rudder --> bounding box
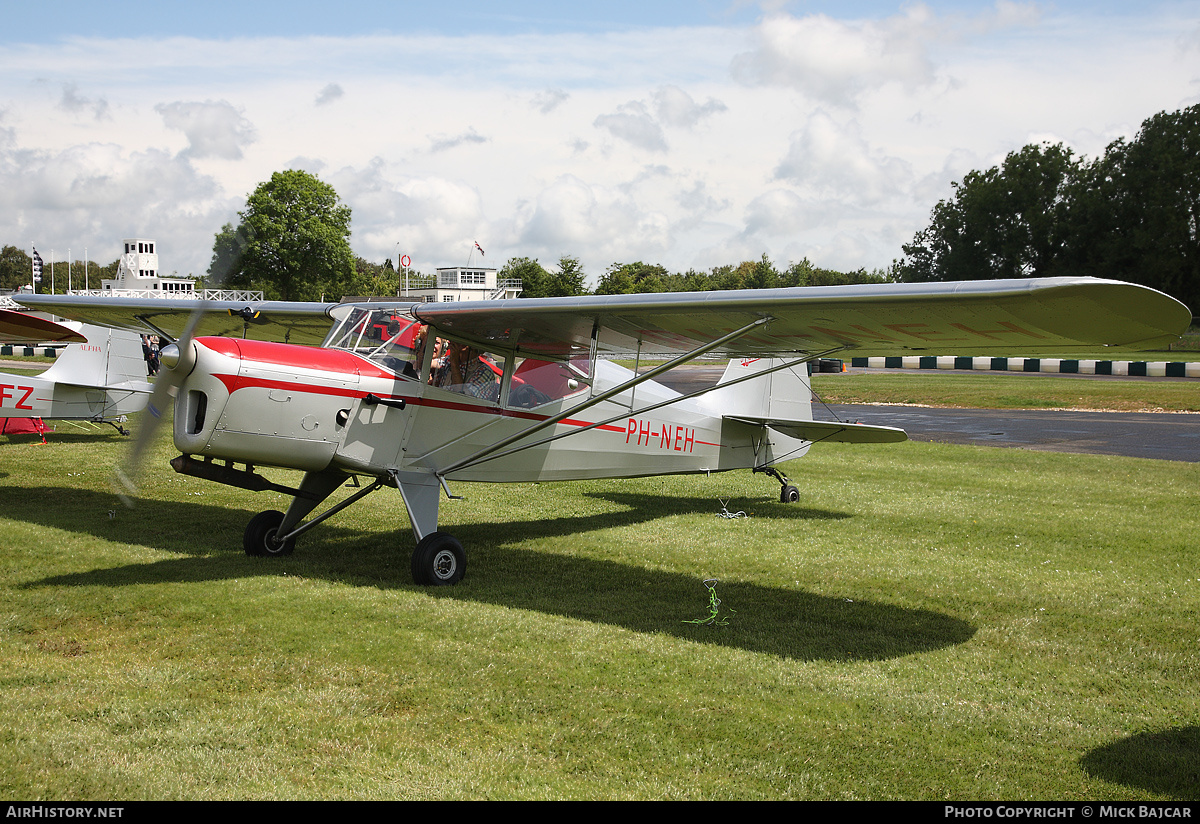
[697,357,814,421]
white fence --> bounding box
[66,289,265,301]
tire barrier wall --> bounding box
[850,356,1200,378]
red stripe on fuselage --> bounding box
[209,371,629,434]
[198,337,398,381]
[201,339,647,437]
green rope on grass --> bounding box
[683,578,735,626]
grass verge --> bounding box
[812,372,1200,412]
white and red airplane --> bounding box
[16,277,1191,585]
[0,309,151,433]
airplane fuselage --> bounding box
[172,336,808,484]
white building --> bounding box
[72,237,261,301]
[394,267,522,303]
[98,238,196,295]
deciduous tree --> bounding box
[216,170,354,301]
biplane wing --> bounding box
[15,276,1190,359]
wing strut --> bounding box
[435,316,773,476]
[444,347,847,473]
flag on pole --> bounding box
[474,241,485,257]
[31,247,43,283]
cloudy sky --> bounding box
[2,1,1198,287]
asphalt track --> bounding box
[815,404,1200,463]
[655,365,1200,464]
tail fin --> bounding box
[697,357,813,420]
[39,324,151,391]
[706,357,907,446]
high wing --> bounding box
[15,277,1191,358]
[410,277,1190,359]
[13,295,337,346]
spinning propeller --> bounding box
[115,304,208,506]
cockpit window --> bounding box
[324,306,423,378]
[507,355,591,409]
[428,339,504,402]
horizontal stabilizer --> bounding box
[726,415,908,444]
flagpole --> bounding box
[30,246,42,294]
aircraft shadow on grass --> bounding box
[10,485,975,662]
[1080,726,1200,800]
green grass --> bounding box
[0,421,1197,799]
[812,372,1200,412]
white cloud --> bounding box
[731,7,942,105]
[57,83,109,121]
[742,189,817,237]
[155,100,257,160]
[428,128,489,153]
[514,174,671,264]
[652,85,727,128]
[324,159,488,264]
[772,111,913,204]
[0,138,234,275]
[594,101,668,152]
[315,83,344,106]
[532,88,569,113]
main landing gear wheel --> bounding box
[411,532,466,586]
[780,484,800,504]
[244,509,296,557]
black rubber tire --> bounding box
[780,484,800,504]
[411,532,466,586]
[244,510,295,557]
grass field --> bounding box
[1,400,1197,799]
[810,372,1200,412]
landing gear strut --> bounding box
[755,466,800,503]
[234,468,467,587]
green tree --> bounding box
[343,256,399,298]
[505,255,588,298]
[896,143,1080,282]
[501,256,551,298]
[596,261,670,294]
[740,254,781,289]
[547,255,588,297]
[218,170,354,301]
[1066,106,1200,310]
[0,246,33,291]
[206,222,251,286]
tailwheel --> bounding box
[755,465,800,504]
[244,509,296,557]
[412,532,466,586]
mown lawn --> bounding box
[0,421,1196,799]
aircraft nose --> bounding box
[160,342,181,369]
[159,340,198,376]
